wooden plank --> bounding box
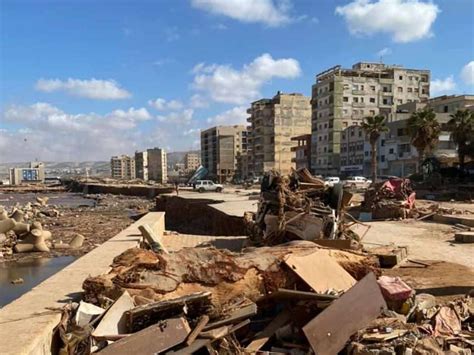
[185,315,209,346]
[202,303,257,331]
[97,317,190,355]
[303,272,387,355]
[245,310,291,352]
[126,292,211,333]
[312,239,353,250]
[285,250,356,293]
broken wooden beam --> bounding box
[185,315,209,346]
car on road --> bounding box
[324,176,340,187]
[194,180,224,193]
[343,176,372,190]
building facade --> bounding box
[339,95,470,177]
[291,134,312,170]
[147,148,167,184]
[9,162,45,185]
[134,151,149,181]
[247,92,311,176]
[200,125,247,182]
[184,152,201,172]
[311,62,430,175]
[110,155,135,180]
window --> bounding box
[319,136,322,141]
[343,109,348,115]
[383,98,389,105]
[444,105,448,113]
[408,87,413,93]
[381,155,385,162]
[360,97,364,103]
[342,133,346,139]
[398,87,403,93]
[397,128,404,136]
[351,130,355,137]
[370,86,376,91]
[323,147,327,153]
[360,85,364,91]
[408,76,413,80]
[399,75,403,80]
[324,123,328,128]
[358,130,362,137]
[370,97,375,103]
[381,139,385,147]
[353,97,359,103]
[398,99,403,104]
[353,84,358,90]
[343,121,348,128]
[343,97,349,102]
[414,88,419,93]
[389,148,394,154]
[365,151,369,157]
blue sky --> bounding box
[1,0,473,162]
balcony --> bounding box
[352,90,365,95]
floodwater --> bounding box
[0,192,95,208]
[0,256,77,307]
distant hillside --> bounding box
[0,161,110,178]
[167,150,200,167]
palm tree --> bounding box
[447,109,474,170]
[406,108,441,172]
[361,115,389,182]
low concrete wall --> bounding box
[0,212,165,355]
[67,181,174,198]
[433,214,474,227]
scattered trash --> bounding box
[11,277,24,284]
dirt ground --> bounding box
[1,194,154,262]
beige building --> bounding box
[201,125,248,182]
[339,94,471,177]
[147,148,167,184]
[291,134,312,170]
[247,92,311,176]
[134,151,148,181]
[311,62,430,175]
[184,152,201,172]
[9,162,45,185]
[110,155,135,180]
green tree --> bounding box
[406,108,441,172]
[447,109,474,170]
[361,115,389,182]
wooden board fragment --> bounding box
[303,272,387,355]
[285,250,356,293]
[202,303,257,331]
[245,310,291,352]
[185,315,209,346]
[97,317,190,355]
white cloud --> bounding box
[191,0,293,27]
[35,78,131,100]
[1,103,151,161]
[206,106,248,125]
[192,53,301,104]
[335,0,439,43]
[189,94,209,108]
[157,109,194,125]
[461,61,474,86]
[431,76,456,96]
[164,27,180,42]
[148,98,184,111]
[376,47,392,57]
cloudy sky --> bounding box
[1,0,473,162]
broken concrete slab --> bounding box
[454,231,474,243]
[138,223,169,253]
[303,272,387,355]
[97,317,191,354]
[93,291,135,339]
[369,245,408,268]
[285,249,356,293]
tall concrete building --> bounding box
[247,92,311,176]
[147,148,167,184]
[134,151,149,181]
[200,125,247,182]
[311,62,430,175]
[110,155,135,180]
[291,134,312,170]
[184,152,201,172]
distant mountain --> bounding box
[0,161,110,178]
[167,150,200,167]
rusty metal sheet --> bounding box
[302,272,387,355]
[97,317,190,355]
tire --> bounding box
[198,187,205,193]
[216,187,222,193]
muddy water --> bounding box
[0,256,77,307]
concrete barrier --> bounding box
[0,212,165,355]
[433,214,474,227]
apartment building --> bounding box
[291,134,312,170]
[184,152,201,172]
[339,95,470,177]
[247,92,311,176]
[135,151,148,181]
[147,148,167,184]
[311,62,430,175]
[200,125,247,182]
[110,155,136,180]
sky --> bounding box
[0,0,473,163]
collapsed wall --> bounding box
[155,195,246,236]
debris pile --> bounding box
[362,178,416,220]
[55,239,473,354]
[244,169,358,247]
[0,196,84,257]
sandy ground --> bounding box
[354,220,474,268]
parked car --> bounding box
[324,176,340,187]
[343,176,372,190]
[194,180,224,193]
